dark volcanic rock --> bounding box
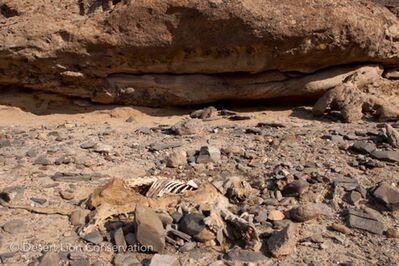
[352,141,377,154]
[179,213,206,236]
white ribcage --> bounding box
[146,179,198,198]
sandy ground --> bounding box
[0,88,398,266]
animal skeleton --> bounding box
[0,175,261,251]
[84,176,260,250]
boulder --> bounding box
[267,224,299,257]
[372,182,399,211]
[0,0,398,106]
[135,205,166,253]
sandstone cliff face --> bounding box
[1,0,399,106]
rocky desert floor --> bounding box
[0,88,398,266]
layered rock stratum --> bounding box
[1,0,399,106]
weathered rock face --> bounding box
[1,0,399,106]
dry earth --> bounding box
[0,88,398,266]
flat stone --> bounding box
[51,172,94,182]
[179,213,205,236]
[135,205,166,253]
[346,208,386,234]
[282,180,309,197]
[149,141,183,152]
[3,219,26,234]
[372,182,399,211]
[38,252,60,266]
[30,197,47,205]
[80,141,96,149]
[33,155,51,165]
[257,121,286,128]
[371,150,399,162]
[225,248,267,262]
[113,228,127,252]
[229,114,253,121]
[267,224,299,257]
[149,254,178,266]
[268,210,285,221]
[196,146,221,164]
[113,254,140,266]
[70,209,90,226]
[82,230,103,245]
[290,205,321,222]
[333,177,359,191]
[352,141,376,154]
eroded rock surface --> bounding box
[1,1,399,106]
